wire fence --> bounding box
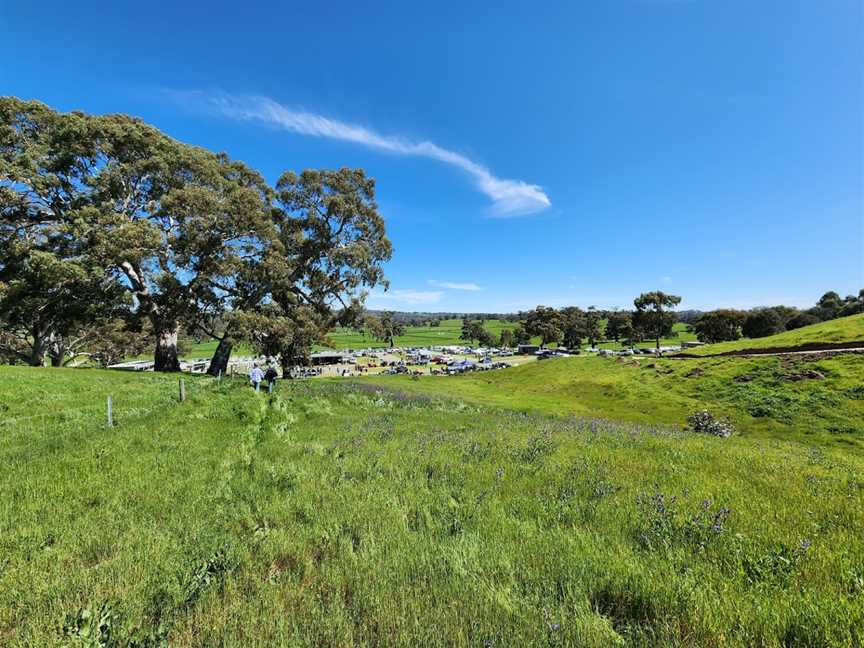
[0,375,225,449]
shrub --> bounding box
[693,309,745,343]
[686,411,734,438]
[742,309,783,338]
[785,312,820,330]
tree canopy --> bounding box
[633,291,681,351]
[366,311,404,348]
[0,98,391,372]
[742,309,784,339]
[522,306,563,348]
[693,310,745,343]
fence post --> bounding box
[179,378,186,402]
[107,395,113,428]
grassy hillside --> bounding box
[358,354,864,449]
[685,314,864,356]
[1,366,862,646]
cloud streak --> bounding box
[428,280,482,291]
[180,92,551,217]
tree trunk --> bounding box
[207,338,233,377]
[280,354,292,379]
[28,344,46,367]
[29,326,47,367]
[154,327,181,372]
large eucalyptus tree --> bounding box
[0,98,119,365]
[204,167,392,376]
[0,97,272,370]
[2,99,391,373]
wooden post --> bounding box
[179,378,186,402]
[217,369,222,383]
[107,395,113,428]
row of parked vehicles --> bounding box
[596,346,681,357]
[379,358,513,376]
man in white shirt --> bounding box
[249,364,265,391]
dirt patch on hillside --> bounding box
[782,370,825,382]
[673,340,864,359]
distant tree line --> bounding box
[499,292,682,351]
[473,289,863,350]
[0,98,392,372]
[691,290,864,343]
[440,292,683,351]
[363,311,521,327]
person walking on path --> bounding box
[250,363,265,392]
[264,364,279,393]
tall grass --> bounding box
[359,353,864,449]
[0,368,862,646]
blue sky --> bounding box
[2,0,862,312]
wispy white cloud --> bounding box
[366,289,444,307]
[172,91,551,217]
[428,280,482,291]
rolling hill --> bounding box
[683,314,864,356]
[357,352,864,449]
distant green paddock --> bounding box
[318,318,519,350]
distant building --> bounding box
[517,344,540,355]
[310,351,353,365]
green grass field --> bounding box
[685,314,864,356]
[319,318,519,349]
[358,353,864,450]
[1,365,863,646]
